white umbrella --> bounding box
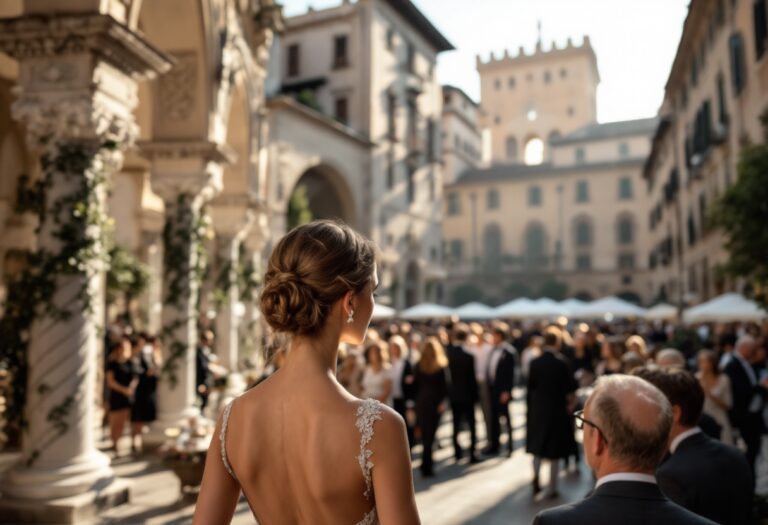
[371,303,396,320]
[557,298,588,317]
[523,298,564,319]
[453,302,496,320]
[644,303,678,321]
[683,293,767,324]
[494,298,535,318]
[577,296,647,319]
[399,303,454,321]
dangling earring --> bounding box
[347,309,355,324]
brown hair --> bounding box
[260,220,376,335]
[633,367,705,427]
[418,337,448,374]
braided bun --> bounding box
[260,220,376,335]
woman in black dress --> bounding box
[130,335,162,453]
[413,336,449,477]
[107,338,138,456]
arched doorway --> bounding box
[287,164,356,229]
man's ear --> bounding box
[671,405,682,425]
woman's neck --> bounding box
[283,327,341,377]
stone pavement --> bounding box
[95,392,595,525]
[0,392,596,524]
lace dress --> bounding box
[220,398,383,525]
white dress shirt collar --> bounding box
[670,427,701,454]
[595,472,657,489]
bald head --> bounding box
[589,375,672,472]
[655,348,686,369]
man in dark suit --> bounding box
[724,335,766,475]
[633,367,753,525]
[445,323,479,463]
[526,326,576,497]
[533,375,716,525]
[389,335,416,447]
[485,322,517,456]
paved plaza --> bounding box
[96,394,595,524]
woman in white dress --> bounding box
[193,220,419,525]
[696,349,734,444]
[362,341,393,406]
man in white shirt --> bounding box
[533,375,716,525]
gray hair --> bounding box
[736,335,756,354]
[655,348,685,369]
[590,375,672,471]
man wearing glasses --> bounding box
[533,375,716,525]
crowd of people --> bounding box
[256,313,766,522]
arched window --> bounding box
[505,136,518,161]
[483,223,503,271]
[574,217,593,247]
[524,137,544,165]
[617,214,635,244]
[524,223,547,266]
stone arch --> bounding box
[523,135,544,165]
[523,221,548,266]
[287,163,357,228]
[483,222,503,271]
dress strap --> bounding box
[220,400,237,480]
[355,398,383,500]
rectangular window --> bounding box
[447,192,461,216]
[450,239,463,263]
[334,96,349,124]
[576,180,589,203]
[528,186,542,207]
[386,152,395,190]
[287,44,300,77]
[487,189,500,210]
[575,147,586,163]
[406,41,416,73]
[755,0,768,60]
[386,28,395,51]
[407,165,416,204]
[618,253,636,270]
[717,73,729,125]
[427,118,436,163]
[333,35,349,69]
[618,142,630,158]
[576,254,592,271]
[508,77,516,89]
[387,92,397,140]
[619,177,633,200]
[729,32,747,95]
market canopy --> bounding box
[399,303,454,320]
[644,303,678,321]
[371,303,396,320]
[576,296,647,319]
[494,298,536,319]
[683,293,767,324]
[557,298,588,317]
[453,302,496,320]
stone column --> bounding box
[0,12,170,509]
[140,141,228,443]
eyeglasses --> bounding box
[573,409,609,445]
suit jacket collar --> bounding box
[593,480,666,501]
[672,429,709,454]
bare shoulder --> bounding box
[365,401,406,444]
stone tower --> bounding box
[477,36,600,165]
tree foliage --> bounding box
[710,112,768,308]
[287,184,313,230]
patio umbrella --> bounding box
[683,293,767,324]
[494,298,536,319]
[453,302,496,320]
[643,303,678,321]
[371,303,396,320]
[577,296,647,319]
[399,303,454,321]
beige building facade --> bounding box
[441,85,483,184]
[477,36,599,165]
[644,0,768,307]
[0,0,281,519]
[268,0,453,308]
[443,118,657,306]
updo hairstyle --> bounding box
[260,220,376,335]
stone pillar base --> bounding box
[0,478,131,524]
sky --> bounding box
[280,0,691,123]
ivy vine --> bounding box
[0,138,115,463]
[160,193,212,388]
